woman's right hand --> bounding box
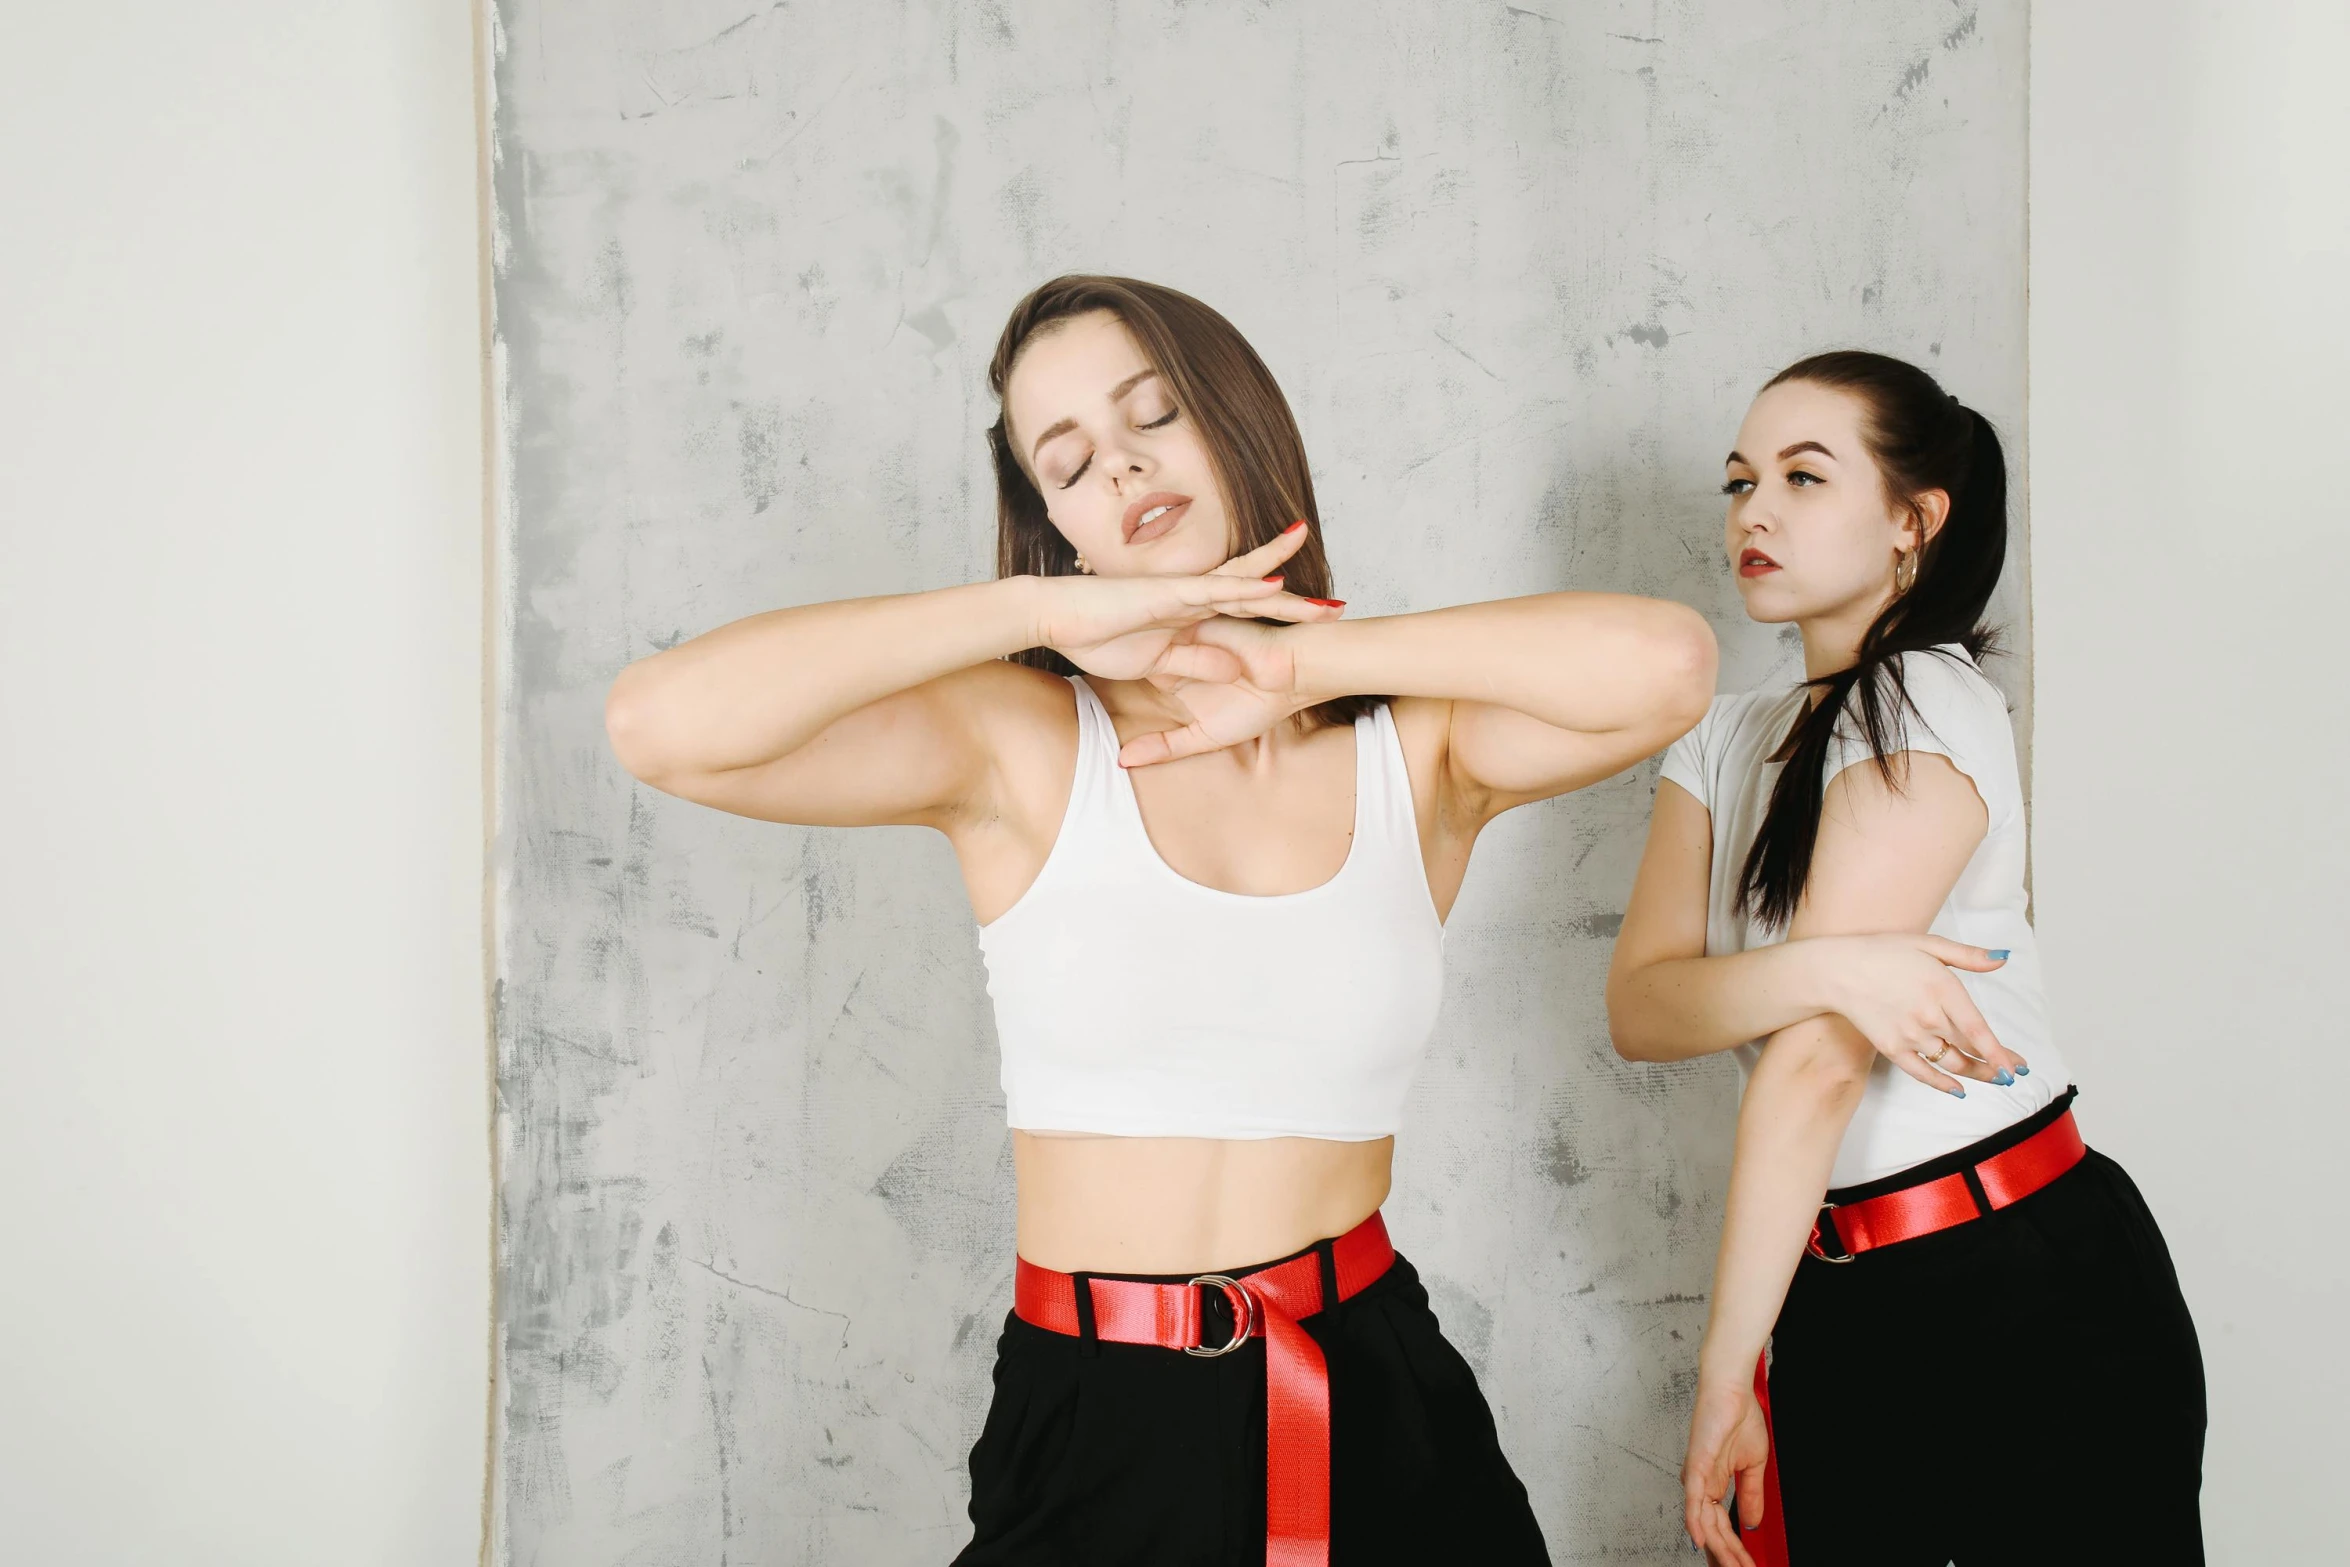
[1812,934,2027,1093]
[1033,523,1340,682]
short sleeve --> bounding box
[1658,697,1725,809]
[1823,650,2019,829]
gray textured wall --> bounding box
[487,3,2027,1562]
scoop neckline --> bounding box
[1105,690,1367,905]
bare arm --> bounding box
[1607,780,1851,1061]
[1129,592,1718,815]
[1606,780,2017,1080]
[1296,593,1718,815]
[604,531,1331,829]
[606,579,1048,828]
[1678,750,1988,1561]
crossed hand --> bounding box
[1036,523,1343,768]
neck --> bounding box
[1095,676,1301,764]
[1795,591,1892,682]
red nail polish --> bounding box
[1263,574,1285,583]
[1305,597,1344,608]
[1284,520,1309,534]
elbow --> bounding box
[1608,1023,1661,1064]
[603,663,673,788]
[1655,605,1719,732]
[1601,976,1662,1062]
[1776,1034,1873,1112]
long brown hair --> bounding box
[985,274,1378,730]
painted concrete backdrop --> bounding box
[488,2,2028,1562]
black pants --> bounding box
[953,1249,1550,1566]
[1769,1091,2207,1564]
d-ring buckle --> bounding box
[1806,1202,1855,1264]
[1183,1274,1256,1357]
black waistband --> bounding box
[1824,1085,2081,1205]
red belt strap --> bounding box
[1013,1212,1397,1567]
[1808,1108,2087,1261]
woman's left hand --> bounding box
[1682,1373,1772,1565]
[1114,614,1315,767]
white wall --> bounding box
[2030,4,2349,1560]
[0,4,489,1563]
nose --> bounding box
[1098,435,1153,489]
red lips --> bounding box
[1738,548,1780,578]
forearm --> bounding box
[607,576,1042,781]
[1608,939,1846,1063]
[1286,593,1714,734]
[1695,1017,1872,1387]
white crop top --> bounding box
[978,676,1446,1140]
[1659,646,2070,1188]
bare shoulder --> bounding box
[1386,693,1452,758]
[943,659,1078,756]
[934,657,1075,720]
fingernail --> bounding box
[1284,520,1308,534]
[1949,1084,1966,1098]
[1262,574,1284,584]
[1994,1068,2015,1087]
[2014,1063,2031,1076]
[1305,597,1345,608]
[1987,949,2011,961]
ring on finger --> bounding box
[1918,1039,1953,1066]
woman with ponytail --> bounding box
[1607,353,2204,1564]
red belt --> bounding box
[1012,1212,1396,1567]
[1808,1106,2087,1262]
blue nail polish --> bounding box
[2014,1064,2031,1076]
[1994,1068,2015,1087]
[1987,949,2010,960]
[1951,1085,1966,1098]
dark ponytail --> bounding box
[1736,351,2009,929]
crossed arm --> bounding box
[1607,766,2022,1093]
[605,530,1720,842]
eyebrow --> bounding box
[1723,440,1838,467]
[1027,368,1160,460]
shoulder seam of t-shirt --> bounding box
[1824,649,2022,837]
[1833,647,1991,757]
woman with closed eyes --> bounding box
[605,274,1717,1565]
[1608,351,2205,1565]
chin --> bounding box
[1733,581,1803,626]
[1131,516,1229,575]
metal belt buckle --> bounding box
[1806,1202,1855,1264]
[1184,1274,1256,1357]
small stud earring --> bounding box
[1074,554,1093,575]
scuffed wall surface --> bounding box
[488,2,2026,1561]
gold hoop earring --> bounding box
[1893,546,1919,595]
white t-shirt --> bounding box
[1658,645,2068,1187]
